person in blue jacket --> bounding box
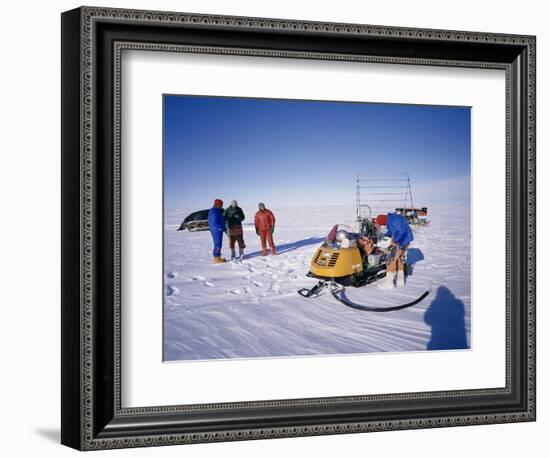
[208,198,226,264]
[380,211,414,289]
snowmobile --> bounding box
[298,221,430,312]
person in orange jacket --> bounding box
[254,202,277,256]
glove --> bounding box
[255,226,259,236]
[271,223,275,234]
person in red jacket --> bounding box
[254,202,277,256]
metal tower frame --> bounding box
[356,173,415,221]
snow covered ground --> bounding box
[163,205,470,361]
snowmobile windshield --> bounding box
[325,224,357,248]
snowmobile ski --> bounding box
[297,281,329,298]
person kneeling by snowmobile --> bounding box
[224,199,246,260]
[357,236,375,257]
[380,211,414,289]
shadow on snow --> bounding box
[424,286,468,350]
[405,247,424,276]
[245,236,325,259]
[407,247,424,265]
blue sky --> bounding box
[164,95,470,209]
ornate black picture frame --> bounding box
[61,6,536,450]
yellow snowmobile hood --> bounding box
[310,245,363,279]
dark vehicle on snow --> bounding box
[177,209,210,232]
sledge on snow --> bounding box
[395,207,430,226]
[298,173,430,311]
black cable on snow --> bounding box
[330,287,430,312]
